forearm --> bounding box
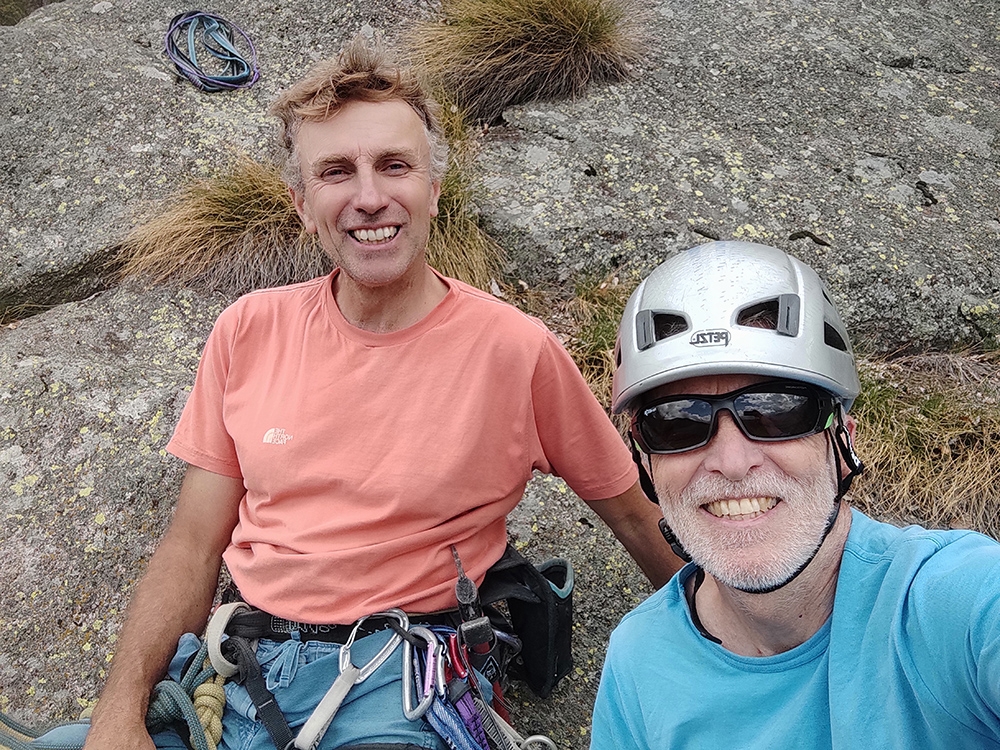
[89,531,223,728]
[586,481,684,588]
[84,466,243,749]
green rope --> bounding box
[145,641,223,750]
[146,680,211,750]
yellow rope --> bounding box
[192,666,227,750]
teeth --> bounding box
[353,226,398,243]
[704,497,777,520]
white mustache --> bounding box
[677,472,794,507]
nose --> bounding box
[700,410,765,481]
[352,166,390,215]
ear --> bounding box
[843,414,856,440]
[838,413,861,481]
[429,179,442,219]
[290,185,317,234]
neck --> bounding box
[334,264,448,333]
[693,504,851,656]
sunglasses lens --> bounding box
[635,383,830,454]
[638,398,714,452]
[734,390,819,439]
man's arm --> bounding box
[82,465,244,750]
[585,480,684,589]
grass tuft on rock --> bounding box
[428,99,505,290]
[407,0,644,123]
[850,353,1000,540]
[117,158,327,296]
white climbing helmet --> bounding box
[612,241,860,414]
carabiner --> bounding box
[446,633,469,679]
[339,608,410,682]
[295,609,410,750]
[402,626,438,721]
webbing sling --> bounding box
[220,636,295,750]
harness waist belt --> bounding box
[226,609,458,643]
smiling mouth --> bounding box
[349,226,399,244]
[703,497,778,521]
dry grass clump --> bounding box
[427,99,505,290]
[407,0,644,123]
[117,158,328,295]
[850,353,1000,540]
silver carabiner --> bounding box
[402,625,438,721]
[339,608,410,682]
[522,737,557,750]
[295,609,410,750]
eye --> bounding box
[383,160,410,174]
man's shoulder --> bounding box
[447,277,548,331]
[841,508,1000,613]
[217,275,330,325]
[845,508,1000,565]
[444,276,552,337]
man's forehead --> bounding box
[644,373,774,401]
[295,99,430,159]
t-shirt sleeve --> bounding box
[969,551,1000,720]
[529,330,638,501]
[591,640,646,750]
[166,305,243,478]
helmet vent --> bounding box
[824,322,849,352]
[736,295,799,336]
[635,310,688,350]
[737,300,779,329]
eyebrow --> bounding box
[308,147,422,175]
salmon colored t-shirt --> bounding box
[167,269,638,623]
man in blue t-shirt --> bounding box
[592,240,1000,749]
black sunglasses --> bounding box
[632,380,837,454]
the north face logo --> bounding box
[262,428,293,445]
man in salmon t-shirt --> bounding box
[81,37,681,750]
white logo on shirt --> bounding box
[262,428,293,445]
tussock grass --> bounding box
[427,100,505,290]
[850,354,1000,540]
[407,0,644,123]
[117,158,327,295]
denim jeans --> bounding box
[36,629,482,750]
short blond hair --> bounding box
[270,36,448,189]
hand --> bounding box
[81,716,157,750]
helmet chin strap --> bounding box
[630,439,693,563]
[632,406,865,590]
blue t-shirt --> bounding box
[591,509,1000,749]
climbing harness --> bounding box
[164,10,260,92]
[2,547,571,750]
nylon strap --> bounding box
[222,636,295,750]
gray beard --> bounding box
[656,466,838,592]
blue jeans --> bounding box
[34,630,488,749]
[214,631,447,750]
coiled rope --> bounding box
[164,10,260,92]
[146,642,227,750]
